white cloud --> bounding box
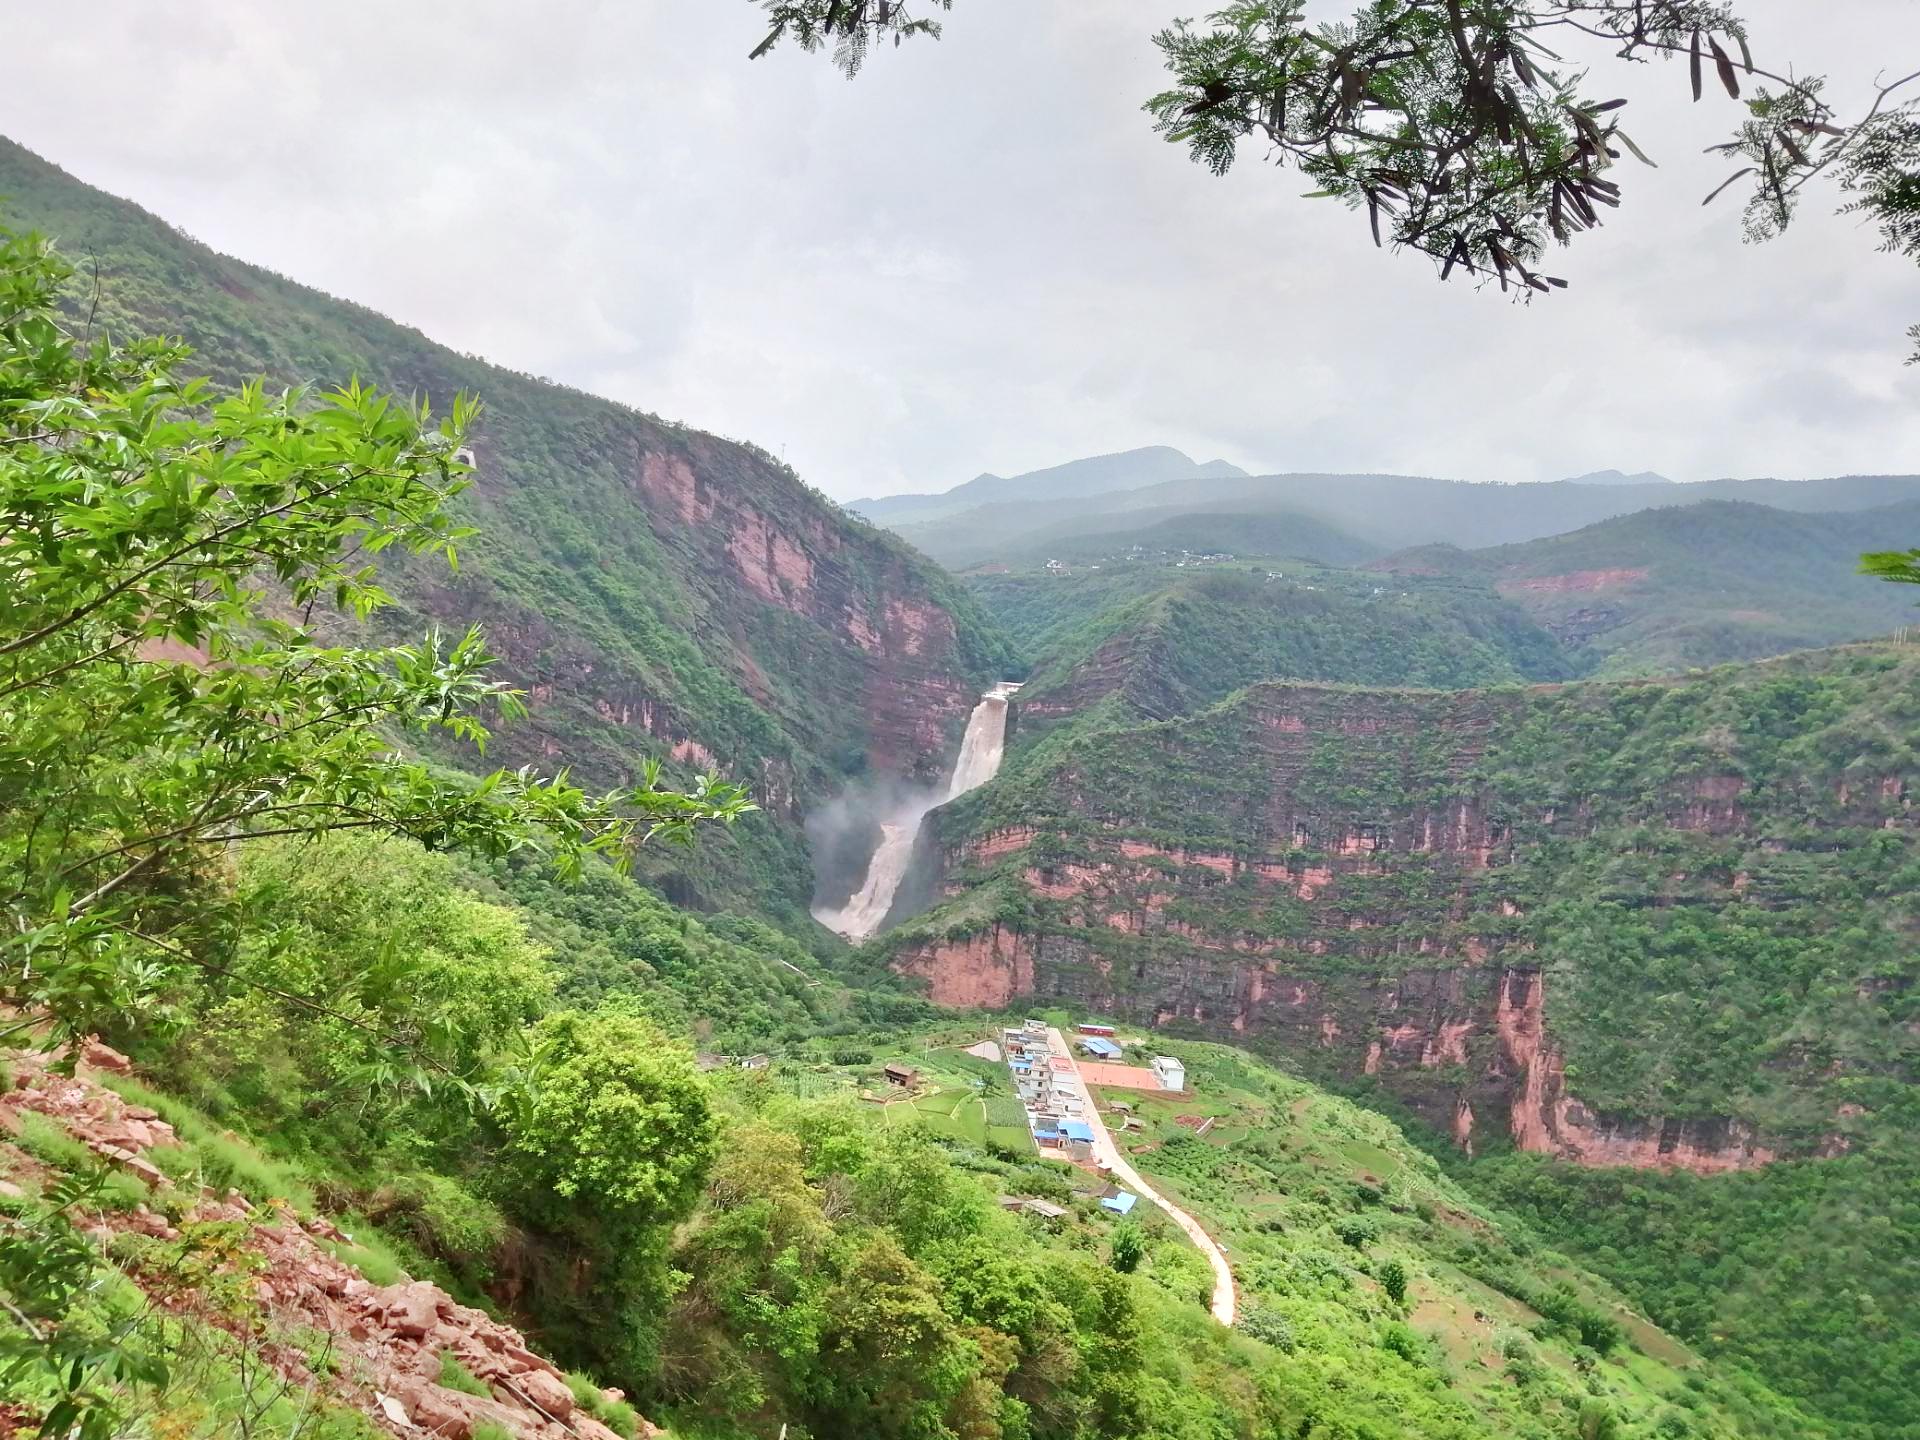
[4,0,1917,499]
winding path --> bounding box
[1044,1027,1238,1326]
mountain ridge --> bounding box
[1367,497,1920,675]
[884,468,1920,568]
[1562,468,1675,485]
[849,444,1250,524]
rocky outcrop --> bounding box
[1496,567,1648,595]
[0,1049,659,1440]
[1490,969,1775,1174]
[627,438,988,785]
[429,432,993,807]
[893,924,1035,1008]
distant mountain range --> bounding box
[1562,468,1674,486]
[848,445,1248,524]
[874,466,1920,569]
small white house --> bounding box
[1152,1055,1186,1092]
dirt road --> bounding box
[1045,1027,1237,1326]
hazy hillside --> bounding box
[850,445,1248,524]
[972,507,1382,573]
[0,135,1014,922]
[1563,469,1675,486]
[1373,500,1920,676]
[962,499,1917,749]
[888,468,1920,569]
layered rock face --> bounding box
[890,649,1919,1171]
[458,428,991,799]
[396,430,1006,917]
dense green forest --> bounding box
[1470,1152,1920,1440]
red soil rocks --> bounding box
[0,1048,661,1440]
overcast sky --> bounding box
[5,2,1919,499]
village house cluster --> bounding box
[1001,1019,1189,1159]
[1068,1022,1186,1093]
[1002,1019,1095,1159]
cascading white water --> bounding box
[813,682,1020,940]
[945,681,1018,801]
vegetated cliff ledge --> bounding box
[0,135,1014,917]
[885,645,1920,1173]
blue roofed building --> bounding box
[1059,1117,1096,1160]
[1099,1190,1138,1216]
[1078,1036,1122,1060]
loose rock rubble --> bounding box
[0,1042,660,1440]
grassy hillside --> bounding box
[1372,500,1920,677]
[679,1019,1819,1440]
[5,811,1819,1440]
[1,1004,1821,1440]
[0,135,1014,924]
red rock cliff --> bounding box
[889,657,1917,1171]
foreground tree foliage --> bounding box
[751,2,1916,298]
[661,1106,1267,1440]
[748,2,1920,579]
[0,227,750,1431]
[0,225,752,1047]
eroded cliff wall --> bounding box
[889,648,1920,1169]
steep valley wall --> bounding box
[0,138,1016,916]
[889,649,1920,1171]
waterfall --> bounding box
[945,682,1017,800]
[813,682,1019,941]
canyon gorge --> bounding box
[9,117,1920,1440]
